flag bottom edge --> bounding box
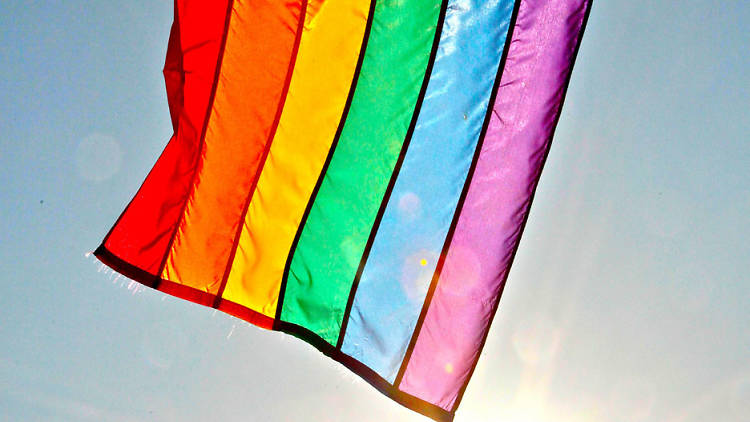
[94,245,454,422]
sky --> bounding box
[1,1,748,421]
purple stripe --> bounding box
[398,0,591,410]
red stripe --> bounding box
[101,1,232,275]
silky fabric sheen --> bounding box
[400,0,591,409]
[341,0,516,383]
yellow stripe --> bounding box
[221,0,371,316]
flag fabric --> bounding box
[95,0,592,420]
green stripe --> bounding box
[280,0,442,345]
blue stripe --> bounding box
[340,0,516,381]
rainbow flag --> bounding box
[95,0,591,420]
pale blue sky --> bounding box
[1,1,748,421]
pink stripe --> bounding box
[399,0,591,410]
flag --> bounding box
[95,0,592,420]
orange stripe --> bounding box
[161,0,306,293]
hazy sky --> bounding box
[1,1,748,421]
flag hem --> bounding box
[93,245,454,422]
